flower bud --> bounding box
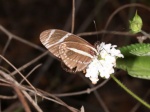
[129,11,143,34]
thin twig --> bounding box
[0,70,79,112]
[20,64,42,84]
[0,94,17,100]
[0,70,42,112]
[111,74,150,109]
[71,0,75,33]
[63,0,83,31]
[3,102,22,112]
[130,90,150,112]
[0,70,31,112]
[0,25,45,52]
[22,90,43,112]
[0,36,12,63]
[13,86,31,112]
[0,55,38,95]
[79,74,110,112]
[20,64,42,104]
[11,51,49,76]
[22,85,80,112]
[104,3,150,31]
[141,30,150,39]
[54,79,109,97]
[77,30,135,37]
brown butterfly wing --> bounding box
[40,29,97,72]
[59,42,96,72]
[40,29,66,58]
[39,29,97,58]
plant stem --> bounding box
[110,74,150,109]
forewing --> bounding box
[39,29,96,58]
[40,29,67,58]
[59,42,97,72]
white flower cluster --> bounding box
[85,42,124,84]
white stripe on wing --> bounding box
[68,48,94,58]
[46,33,72,48]
[44,29,55,45]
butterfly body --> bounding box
[40,29,97,72]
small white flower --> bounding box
[85,42,124,84]
[110,47,124,58]
[85,58,100,84]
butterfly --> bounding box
[40,29,98,72]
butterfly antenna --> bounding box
[71,0,75,33]
[93,20,99,41]
[93,20,100,47]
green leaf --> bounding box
[130,44,150,56]
[117,43,150,79]
[117,56,150,79]
[119,43,150,56]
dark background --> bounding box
[0,0,150,112]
